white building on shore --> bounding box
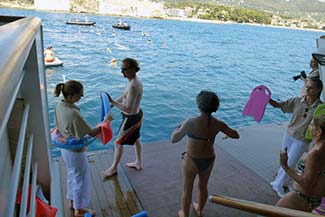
[99,0,165,18]
[34,0,70,11]
[166,7,192,18]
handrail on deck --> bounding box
[208,194,319,217]
[0,16,41,139]
[0,15,63,217]
[6,104,30,217]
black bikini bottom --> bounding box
[294,189,322,209]
[182,152,215,172]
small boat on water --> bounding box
[66,20,96,26]
[112,24,131,30]
[45,57,63,67]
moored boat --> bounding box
[44,57,63,67]
[66,20,96,26]
[112,24,131,30]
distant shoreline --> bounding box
[1,3,324,33]
[168,17,325,33]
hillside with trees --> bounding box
[163,0,325,13]
[163,0,325,21]
[165,2,272,24]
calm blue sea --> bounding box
[1,8,323,157]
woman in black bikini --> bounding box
[277,114,325,212]
[171,91,239,217]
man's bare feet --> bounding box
[192,202,202,217]
[126,162,142,170]
[178,210,184,217]
[74,208,96,217]
[69,200,73,209]
[101,168,117,178]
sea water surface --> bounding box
[1,8,323,156]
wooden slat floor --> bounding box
[57,150,144,217]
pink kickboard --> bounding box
[242,85,271,122]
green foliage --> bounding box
[303,24,320,30]
[232,8,272,24]
[162,0,325,22]
[165,0,198,9]
[198,13,214,20]
[165,0,271,24]
[74,0,86,5]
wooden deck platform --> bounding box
[57,150,144,217]
[56,123,286,217]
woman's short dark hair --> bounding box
[123,58,140,72]
[196,91,220,114]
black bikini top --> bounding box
[187,133,215,142]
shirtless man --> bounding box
[44,45,55,62]
[102,58,143,177]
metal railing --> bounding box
[0,16,63,217]
[209,194,319,217]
